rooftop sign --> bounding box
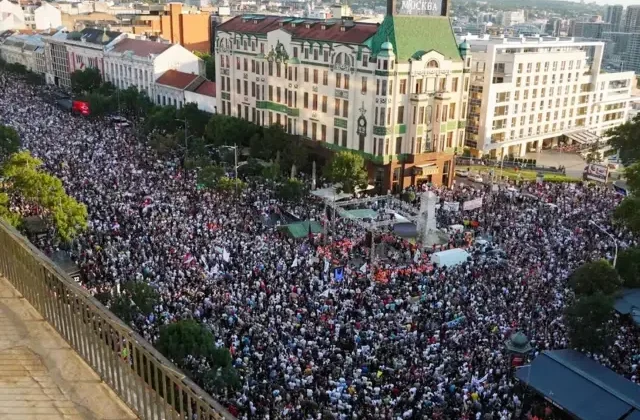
[389,0,448,17]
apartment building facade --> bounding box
[463,36,634,158]
[43,27,72,88]
[215,12,468,191]
[64,28,126,76]
[103,38,203,104]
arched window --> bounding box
[426,60,439,68]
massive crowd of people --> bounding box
[1,71,638,420]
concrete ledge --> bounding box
[0,276,137,420]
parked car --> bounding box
[471,174,484,183]
[455,169,469,177]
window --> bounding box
[312,94,318,111]
[452,78,459,92]
[362,54,368,67]
[381,80,387,96]
[448,103,456,120]
[236,79,241,94]
[341,130,347,147]
[419,106,425,124]
[304,92,309,108]
[293,47,298,58]
[334,99,340,116]
[304,68,309,82]
[303,120,308,137]
[312,122,317,140]
[322,96,327,113]
[276,63,281,77]
[244,58,248,71]
[313,69,318,84]
[441,105,448,121]
[399,79,407,94]
[323,71,328,85]
[334,128,339,144]
[244,80,248,96]
[361,76,367,93]
[321,124,326,141]
[336,74,342,88]
[344,74,350,89]
[276,87,281,103]
[313,49,319,61]
[343,100,348,118]
[397,106,404,124]
[323,50,329,62]
[395,136,402,154]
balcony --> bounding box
[410,92,431,102]
[0,220,235,420]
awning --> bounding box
[413,163,439,176]
[565,130,601,145]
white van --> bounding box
[430,248,470,268]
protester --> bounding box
[1,72,638,420]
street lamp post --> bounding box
[589,220,618,268]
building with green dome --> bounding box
[215,2,469,191]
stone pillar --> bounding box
[417,191,438,245]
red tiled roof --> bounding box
[111,38,172,57]
[156,69,200,90]
[217,15,379,45]
[195,80,215,97]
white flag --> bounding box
[359,263,367,273]
[222,249,230,262]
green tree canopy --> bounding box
[607,114,640,166]
[1,151,87,241]
[157,319,217,363]
[119,86,155,119]
[177,102,211,138]
[281,136,309,175]
[193,51,215,81]
[325,151,369,194]
[277,178,305,202]
[206,114,257,148]
[197,164,225,189]
[565,292,614,352]
[616,247,640,289]
[249,124,287,161]
[145,106,179,135]
[0,124,20,161]
[70,68,102,95]
[614,197,640,235]
[217,176,247,194]
[585,142,602,164]
[569,260,622,297]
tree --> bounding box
[125,281,159,315]
[0,192,20,226]
[194,51,215,81]
[569,260,622,297]
[145,106,179,135]
[70,68,102,95]
[616,247,640,288]
[119,86,154,120]
[623,162,640,197]
[325,151,369,194]
[83,92,116,117]
[197,164,225,189]
[149,133,179,157]
[156,320,238,391]
[278,178,305,202]
[565,292,614,352]
[177,103,210,138]
[206,114,257,148]
[0,125,20,161]
[614,197,640,235]
[585,142,602,164]
[1,151,88,242]
[249,124,287,161]
[607,115,640,166]
[216,176,246,194]
[157,320,216,363]
[281,136,309,175]
[110,294,137,324]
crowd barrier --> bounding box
[0,219,235,420]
